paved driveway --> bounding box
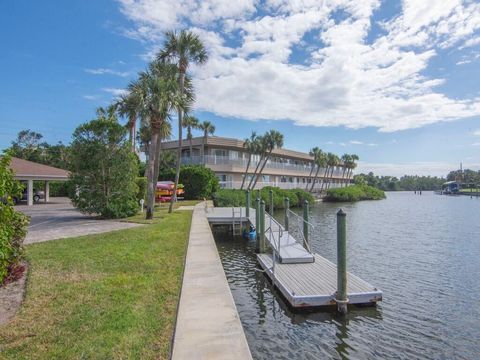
[17,198,141,244]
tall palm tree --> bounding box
[345,154,359,187]
[159,30,208,213]
[305,147,319,190]
[307,147,322,192]
[326,154,340,190]
[246,135,267,190]
[183,114,199,159]
[199,120,215,160]
[319,152,335,192]
[340,154,351,186]
[250,130,284,190]
[134,61,192,220]
[240,132,258,190]
[116,90,142,151]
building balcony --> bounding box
[217,181,347,190]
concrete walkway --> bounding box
[172,202,252,360]
[17,198,141,244]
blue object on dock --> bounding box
[243,225,256,240]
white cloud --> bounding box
[116,0,480,132]
[85,68,131,77]
[474,129,480,136]
[350,140,363,145]
[102,88,128,97]
[83,95,100,100]
[472,142,480,146]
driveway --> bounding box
[17,197,141,244]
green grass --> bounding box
[122,200,201,225]
[0,210,192,360]
[324,184,386,202]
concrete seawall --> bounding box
[172,202,252,360]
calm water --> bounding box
[213,192,480,359]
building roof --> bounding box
[162,136,314,161]
[10,157,69,180]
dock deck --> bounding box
[257,253,382,307]
[207,206,382,308]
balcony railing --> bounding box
[217,181,347,190]
[180,155,346,177]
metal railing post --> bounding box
[255,197,260,252]
[284,197,290,232]
[246,190,251,218]
[269,189,274,215]
[259,200,266,253]
[303,200,309,249]
[336,208,348,314]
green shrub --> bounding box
[213,187,314,209]
[158,165,219,200]
[69,119,139,219]
[136,177,147,202]
[0,154,29,283]
[324,184,386,202]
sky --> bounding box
[1,0,480,177]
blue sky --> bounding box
[1,0,480,176]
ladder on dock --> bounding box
[232,207,243,236]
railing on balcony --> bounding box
[217,181,347,190]
[180,155,346,177]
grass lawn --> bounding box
[123,200,201,225]
[0,209,192,360]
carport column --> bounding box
[27,179,33,206]
[45,181,50,203]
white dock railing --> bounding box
[285,208,315,254]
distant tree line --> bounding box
[354,172,445,191]
[446,169,480,185]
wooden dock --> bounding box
[257,253,382,307]
[207,206,382,308]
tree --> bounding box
[183,114,200,158]
[96,104,118,122]
[240,132,258,190]
[305,147,319,190]
[116,91,142,151]
[340,154,351,186]
[0,153,29,283]
[308,147,324,192]
[159,30,208,213]
[246,134,266,190]
[133,61,190,219]
[345,154,359,186]
[69,119,139,219]
[199,120,215,159]
[9,129,44,161]
[250,130,284,190]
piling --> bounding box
[269,189,274,215]
[303,200,309,250]
[246,190,251,217]
[259,200,266,253]
[255,197,260,252]
[284,197,290,232]
[336,208,348,314]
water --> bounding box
[213,192,480,359]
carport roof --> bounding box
[10,157,69,180]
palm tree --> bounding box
[116,91,142,151]
[319,152,335,192]
[240,132,258,190]
[340,154,351,186]
[246,135,266,190]
[345,154,359,186]
[134,61,192,220]
[250,130,284,190]
[307,147,322,192]
[159,30,208,213]
[305,147,319,190]
[183,114,199,159]
[326,153,340,190]
[199,120,215,160]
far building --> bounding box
[161,136,352,190]
[9,157,69,206]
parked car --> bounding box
[12,187,44,204]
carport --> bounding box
[10,157,69,206]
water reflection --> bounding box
[213,192,480,359]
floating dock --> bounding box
[207,206,382,308]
